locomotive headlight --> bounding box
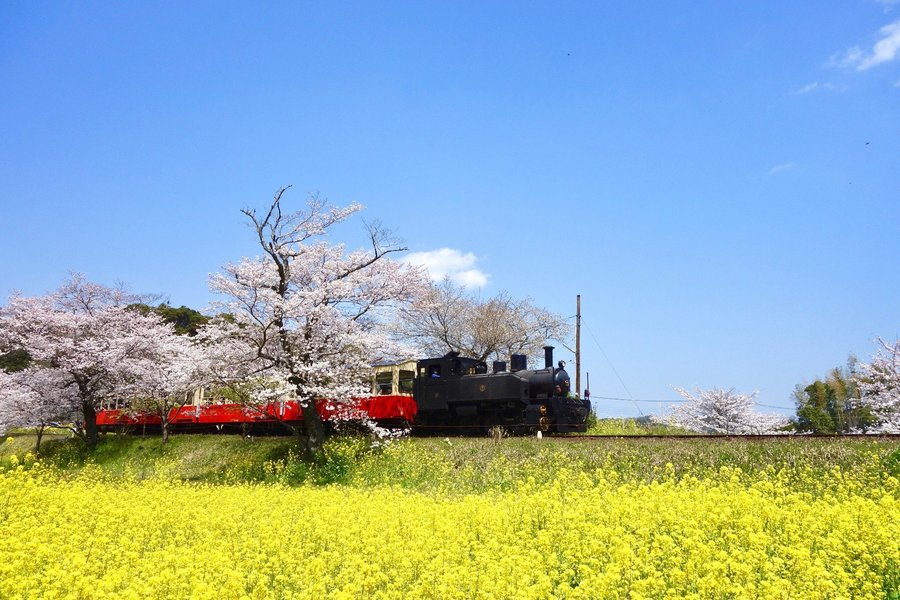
[539,404,547,415]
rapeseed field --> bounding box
[0,438,898,599]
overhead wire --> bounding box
[582,320,643,415]
[580,319,794,413]
[593,394,793,411]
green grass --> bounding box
[3,430,899,494]
[585,416,691,435]
[2,432,299,482]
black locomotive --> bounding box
[412,346,591,433]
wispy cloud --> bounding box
[828,47,865,69]
[401,248,489,289]
[830,19,900,70]
[791,81,845,95]
[767,162,794,177]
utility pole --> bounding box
[576,294,581,397]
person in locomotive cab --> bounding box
[556,384,573,398]
[555,360,575,398]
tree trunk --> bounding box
[82,401,99,449]
[301,401,326,460]
[162,422,170,444]
[34,424,45,454]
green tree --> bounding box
[795,379,838,433]
[0,348,31,373]
[793,362,876,433]
[128,303,210,336]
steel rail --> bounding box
[557,433,900,440]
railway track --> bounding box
[410,425,900,440]
[559,433,900,440]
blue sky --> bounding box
[2,2,898,418]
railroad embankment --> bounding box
[3,429,898,490]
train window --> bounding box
[450,360,461,376]
[428,365,442,378]
[398,370,415,394]
[375,372,393,395]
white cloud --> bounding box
[860,20,900,69]
[401,248,489,289]
[830,19,900,70]
[767,162,794,176]
[791,81,845,95]
[828,46,864,69]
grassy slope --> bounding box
[3,430,899,492]
[586,417,691,435]
[2,432,300,482]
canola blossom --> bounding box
[0,459,898,599]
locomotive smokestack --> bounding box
[544,346,554,369]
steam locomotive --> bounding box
[412,346,591,433]
[97,346,591,435]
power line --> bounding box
[755,402,795,410]
[593,394,794,411]
[579,318,796,413]
[582,320,642,415]
[593,395,682,404]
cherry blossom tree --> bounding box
[123,325,212,443]
[667,387,789,434]
[395,278,570,366]
[0,274,188,449]
[0,369,77,453]
[854,338,900,433]
[208,187,430,456]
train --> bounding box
[97,346,592,435]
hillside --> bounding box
[4,430,898,491]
